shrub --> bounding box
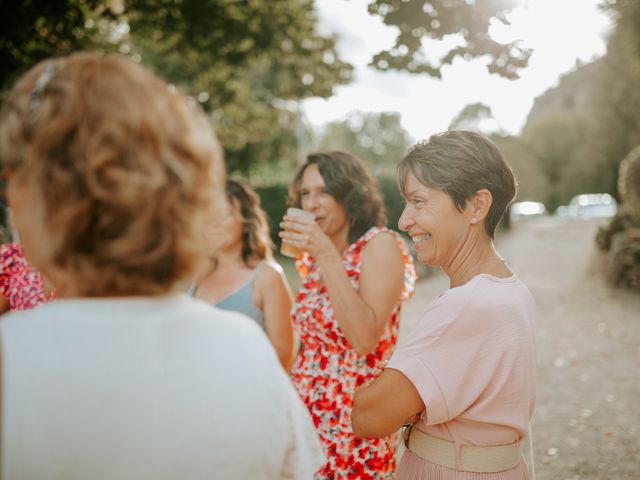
[597,145,640,293]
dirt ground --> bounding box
[399,216,640,479]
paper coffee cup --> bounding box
[280,208,315,258]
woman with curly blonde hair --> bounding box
[0,52,322,479]
[192,178,295,370]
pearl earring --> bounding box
[471,217,477,224]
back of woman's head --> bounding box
[226,179,273,265]
[288,150,386,243]
[0,52,226,296]
[398,130,516,238]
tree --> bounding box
[583,0,640,197]
[448,102,500,132]
[0,0,123,92]
[520,112,593,210]
[124,0,352,173]
[366,0,531,79]
[0,1,353,173]
[315,111,412,176]
[490,134,549,204]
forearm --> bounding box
[352,368,425,438]
[315,250,379,355]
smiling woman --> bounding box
[352,131,536,480]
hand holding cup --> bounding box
[279,208,315,258]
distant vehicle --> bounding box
[567,193,617,219]
[554,205,570,218]
[510,201,547,221]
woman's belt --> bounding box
[404,425,523,473]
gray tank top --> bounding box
[189,264,266,330]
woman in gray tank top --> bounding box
[192,179,295,370]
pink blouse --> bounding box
[388,273,536,479]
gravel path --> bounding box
[399,217,640,479]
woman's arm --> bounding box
[351,368,424,438]
[280,216,405,355]
[254,262,295,371]
[315,233,405,355]
[0,294,9,314]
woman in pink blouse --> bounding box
[352,131,536,479]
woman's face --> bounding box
[398,171,471,267]
[208,197,244,252]
[299,164,349,247]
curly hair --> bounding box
[397,130,517,238]
[0,52,226,296]
[288,151,386,243]
[225,179,273,266]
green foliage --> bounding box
[448,102,494,131]
[0,0,122,93]
[503,1,639,214]
[584,0,640,196]
[0,0,352,174]
[315,111,412,176]
[618,145,640,210]
[378,175,405,233]
[520,112,597,210]
[596,145,640,293]
[490,134,550,204]
[255,183,291,248]
[367,0,531,79]
[604,229,640,292]
[125,0,352,173]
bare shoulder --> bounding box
[255,260,288,285]
[361,230,402,259]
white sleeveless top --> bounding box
[0,293,323,479]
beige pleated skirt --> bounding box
[396,450,531,480]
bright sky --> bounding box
[303,0,613,141]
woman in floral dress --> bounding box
[0,242,54,313]
[280,151,416,479]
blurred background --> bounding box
[1,1,639,477]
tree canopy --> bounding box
[0,0,352,173]
[316,111,412,176]
[367,0,531,79]
[499,0,640,211]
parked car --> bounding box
[510,201,547,221]
[567,193,617,219]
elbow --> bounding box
[351,392,386,439]
[351,404,374,438]
[351,412,388,439]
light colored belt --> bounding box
[404,425,523,473]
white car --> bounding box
[510,201,547,221]
[567,193,617,219]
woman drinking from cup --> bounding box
[280,151,416,479]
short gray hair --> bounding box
[397,130,517,238]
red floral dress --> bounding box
[0,243,54,311]
[290,227,416,479]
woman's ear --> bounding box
[467,189,493,225]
